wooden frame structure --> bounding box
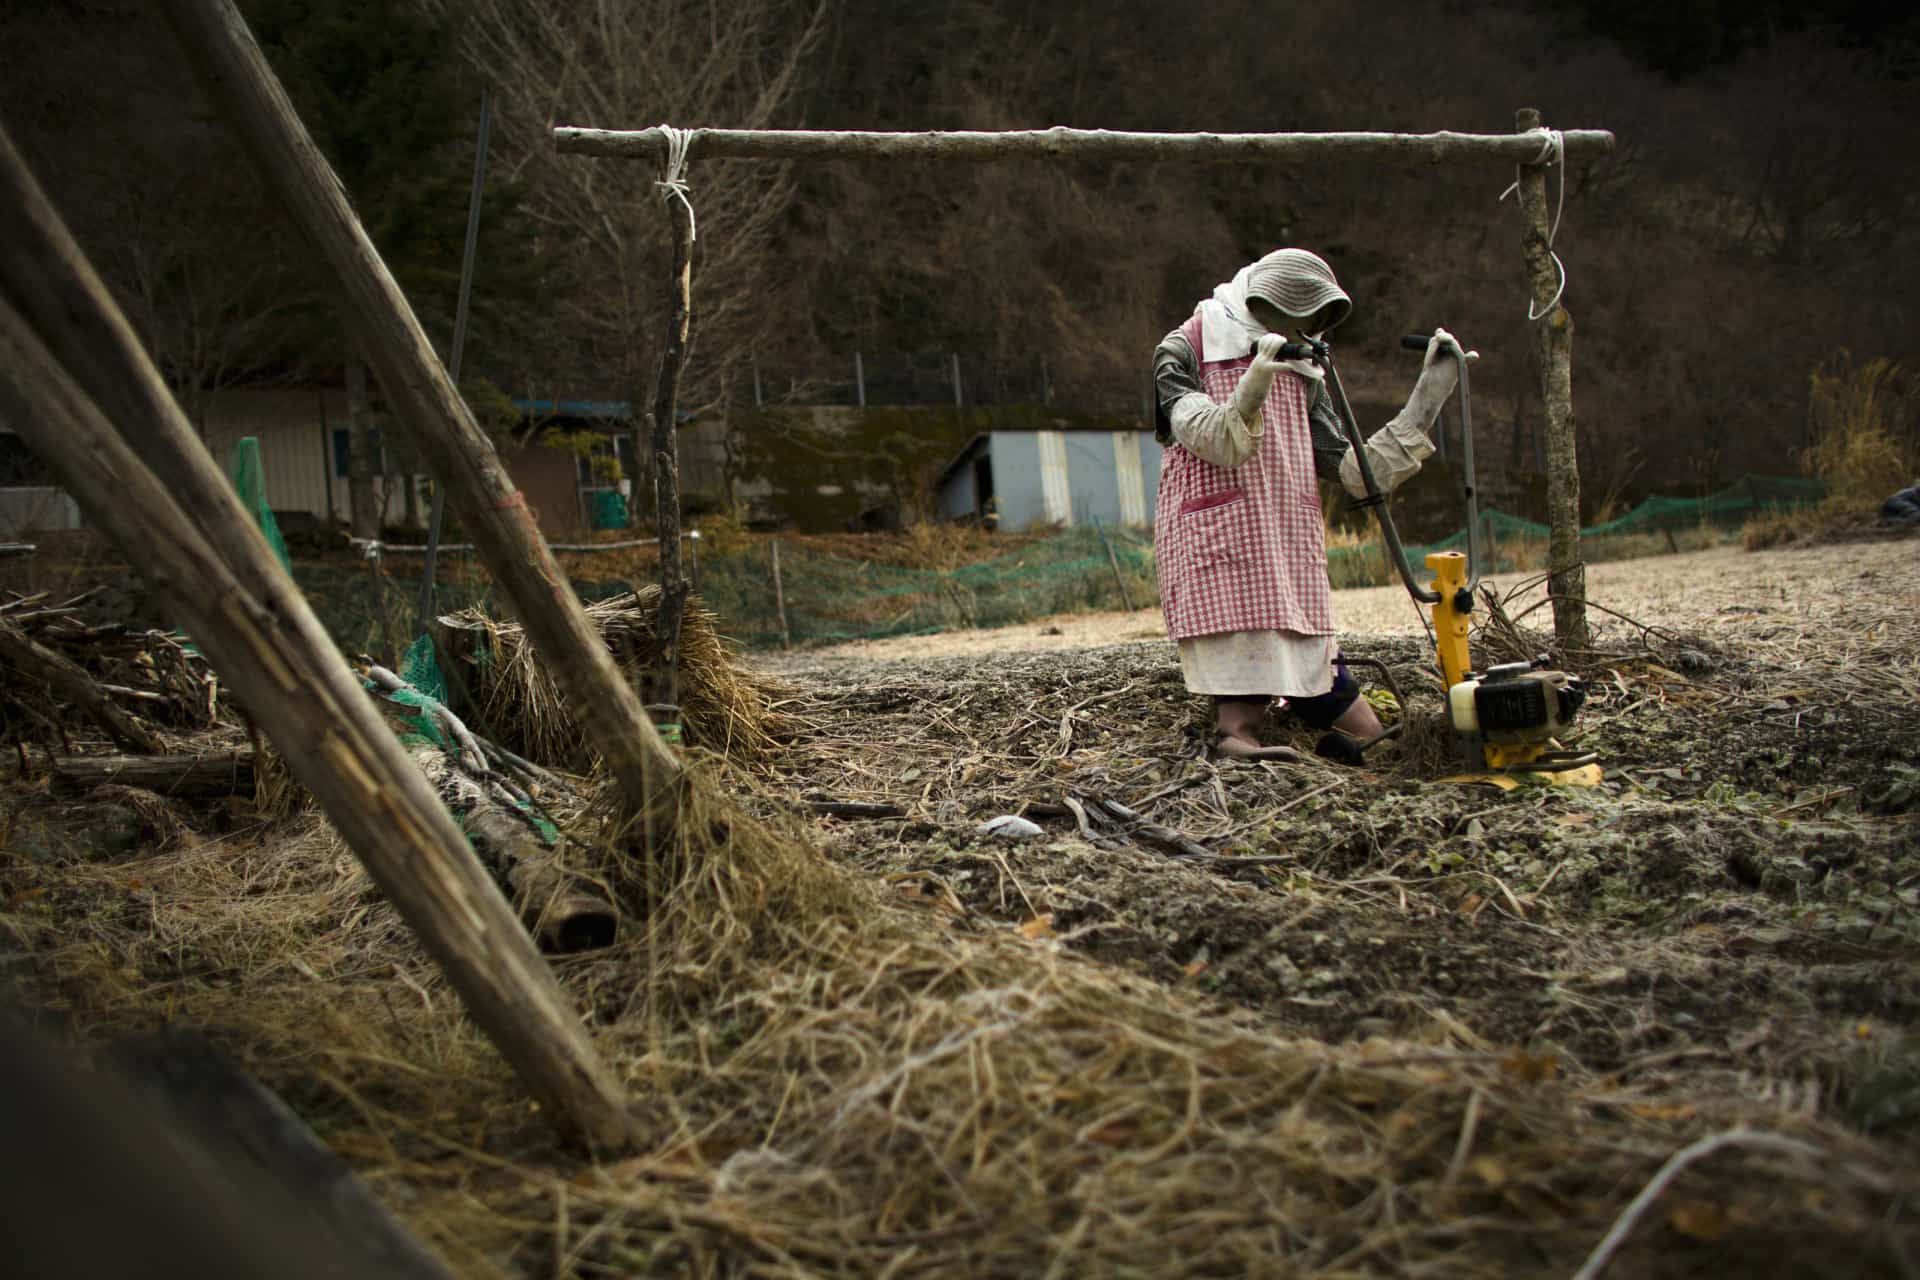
[0,0,1613,1153]
[557,117,1611,652]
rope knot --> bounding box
[654,124,697,242]
[1498,127,1567,321]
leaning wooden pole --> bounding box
[154,0,680,826]
[1514,107,1588,653]
[0,290,634,1150]
[556,125,1615,166]
[647,182,696,723]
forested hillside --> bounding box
[3,0,1915,511]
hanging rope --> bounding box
[1499,127,1566,320]
[655,124,697,242]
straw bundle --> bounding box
[438,586,785,769]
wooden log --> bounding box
[1514,107,1588,653]
[648,174,696,715]
[146,0,680,833]
[414,747,619,955]
[52,751,254,799]
[0,1012,451,1280]
[555,125,1616,166]
[0,270,633,1150]
[109,1028,455,1280]
[0,622,164,754]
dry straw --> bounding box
[7,742,1913,1276]
[439,586,788,768]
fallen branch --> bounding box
[1572,1128,1826,1280]
[0,621,163,753]
[52,751,253,799]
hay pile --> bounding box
[4,750,1913,1277]
[438,587,787,769]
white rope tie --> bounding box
[1500,127,1566,320]
[655,124,697,242]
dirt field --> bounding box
[783,538,1920,660]
[3,533,1917,1275]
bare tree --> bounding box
[424,0,827,429]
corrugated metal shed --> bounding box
[935,427,1161,532]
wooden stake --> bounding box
[770,539,792,651]
[0,136,633,1151]
[1091,514,1134,613]
[1514,107,1588,654]
[648,175,695,714]
[151,0,680,829]
[556,125,1615,166]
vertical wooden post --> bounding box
[649,186,694,716]
[153,0,680,829]
[1515,107,1588,652]
[344,352,378,540]
[770,538,792,650]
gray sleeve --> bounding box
[1308,380,1352,484]
[1153,328,1201,445]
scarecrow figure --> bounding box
[1152,248,1468,760]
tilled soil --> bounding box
[747,540,1920,1140]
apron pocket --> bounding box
[1181,494,1253,565]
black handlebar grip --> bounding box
[1400,333,1432,352]
[1275,341,1316,361]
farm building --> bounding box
[935,425,1162,531]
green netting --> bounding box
[1326,473,1828,584]
[367,663,559,844]
[696,524,1155,648]
[229,437,290,572]
[282,474,1828,657]
[400,632,448,707]
[590,490,630,530]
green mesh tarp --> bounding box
[228,437,290,572]
[590,490,630,530]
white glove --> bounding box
[1170,333,1295,469]
[1338,327,1479,498]
[1231,332,1292,428]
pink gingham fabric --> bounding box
[1155,313,1334,641]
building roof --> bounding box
[512,398,632,421]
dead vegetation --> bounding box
[2,553,1918,1276]
[438,586,790,767]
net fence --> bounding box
[259,460,1824,658]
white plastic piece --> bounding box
[977,814,1044,839]
[1449,679,1481,733]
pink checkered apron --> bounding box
[1155,313,1334,641]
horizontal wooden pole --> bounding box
[554,124,1615,166]
[52,752,254,799]
[156,0,681,831]
[364,531,701,555]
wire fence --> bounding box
[284,474,1826,660]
